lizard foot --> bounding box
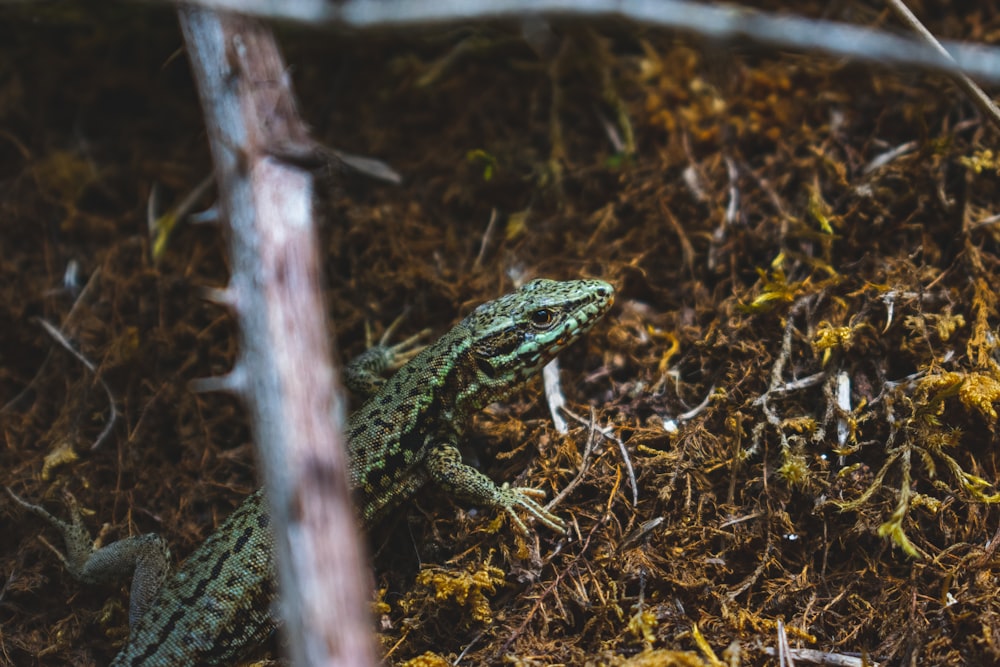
[5,486,91,574]
[7,486,171,626]
[369,310,431,369]
[347,314,432,397]
[379,327,431,371]
[497,483,567,535]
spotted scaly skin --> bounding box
[9,278,614,666]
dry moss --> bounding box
[4,4,1000,666]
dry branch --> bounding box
[177,8,376,666]
[179,0,1000,83]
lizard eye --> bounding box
[530,309,553,327]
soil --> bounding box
[3,4,1000,666]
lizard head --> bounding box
[465,278,614,396]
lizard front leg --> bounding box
[422,442,567,535]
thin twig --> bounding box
[762,647,878,667]
[473,207,498,270]
[547,406,600,509]
[182,0,1000,83]
[2,267,103,416]
[559,406,638,507]
[776,618,795,667]
[494,512,608,659]
[662,385,715,433]
[36,319,118,452]
[887,0,1000,131]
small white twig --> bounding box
[776,618,795,667]
[543,358,569,434]
[835,370,852,449]
[724,155,740,226]
[768,371,827,396]
[473,208,499,270]
[661,385,715,434]
[762,647,877,667]
[36,319,118,451]
[593,103,625,153]
[862,140,918,174]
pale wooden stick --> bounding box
[178,8,376,666]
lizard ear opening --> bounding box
[472,329,522,359]
[474,355,497,378]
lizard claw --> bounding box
[381,327,431,370]
[366,311,430,370]
[498,483,567,535]
[347,318,431,397]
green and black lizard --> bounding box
[9,278,614,665]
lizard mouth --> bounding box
[564,285,612,343]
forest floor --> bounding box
[4,3,1000,666]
